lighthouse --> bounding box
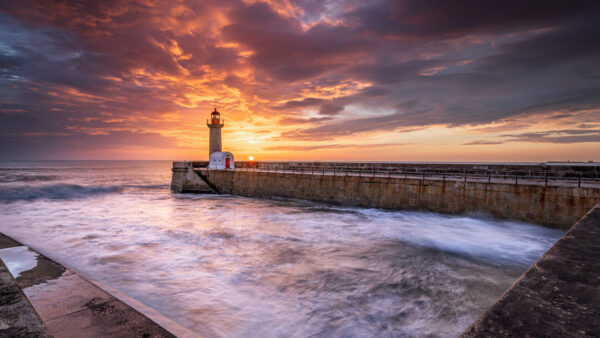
[207,108,234,169]
[207,108,224,156]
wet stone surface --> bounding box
[0,235,21,249]
[0,258,50,337]
[17,255,65,288]
[0,233,175,338]
[461,204,600,337]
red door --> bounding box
[225,157,230,169]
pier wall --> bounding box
[200,169,600,229]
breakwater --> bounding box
[172,162,600,230]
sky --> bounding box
[1,0,599,161]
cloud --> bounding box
[265,142,406,151]
[0,130,178,159]
[222,2,372,82]
[549,114,574,120]
[0,0,599,159]
[277,97,324,110]
[319,103,344,116]
[466,128,600,145]
[463,140,505,145]
[278,116,333,125]
[501,129,600,143]
[348,0,600,39]
[578,123,598,129]
[280,112,428,140]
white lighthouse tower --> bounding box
[207,108,234,169]
[207,108,224,156]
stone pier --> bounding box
[174,164,600,230]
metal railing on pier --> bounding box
[202,165,600,188]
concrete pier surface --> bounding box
[461,203,600,337]
[233,160,600,188]
[0,234,181,338]
[0,235,50,337]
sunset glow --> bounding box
[1,1,599,161]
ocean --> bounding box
[0,160,563,337]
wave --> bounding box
[124,184,170,189]
[0,174,59,183]
[0,184,123,202]
[351,208,563,265]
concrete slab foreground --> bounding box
[0,233,176,338]
[0,258,50,337]
[461,203,600,337]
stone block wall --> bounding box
[200,170,600,229]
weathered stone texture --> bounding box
[200,170,600,229]
[0,260,50,337]
[460,204,600,337]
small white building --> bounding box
[208,151,235,170]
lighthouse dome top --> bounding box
[208,108,223,126]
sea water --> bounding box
[0,161,563,337]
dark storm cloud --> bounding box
[350,59,444,84]
[278,16,600,139]
[478,21,600,72]
[359,86,390,98]
[319,103,344,116]
[0,10,196,144]
[223,2,372,81]
[348,0,600,39]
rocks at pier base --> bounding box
[461,203,600,337]
[0,233,176,338]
